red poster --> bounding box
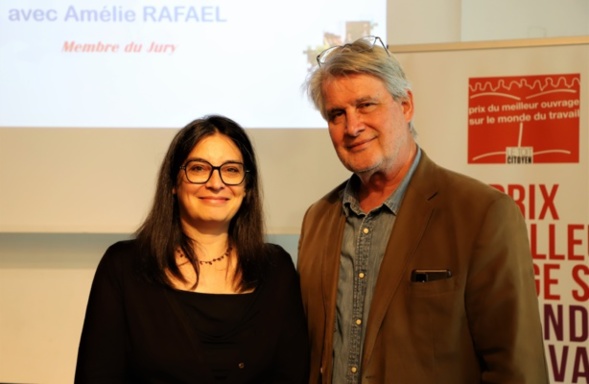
[468,74,581,164]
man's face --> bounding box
[322,73,414,178]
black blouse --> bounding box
[75,240,310,384]
[173,290,256,381]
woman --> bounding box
[75,115,310,383]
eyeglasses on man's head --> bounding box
[316,35,389,67]
[180,160,248,186]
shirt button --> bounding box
[238,362,245,369]
[351,366,358,373]
[355,318,362,325]
[362,228,369,234]
[359,272,365,279]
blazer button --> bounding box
[238,362,245,369]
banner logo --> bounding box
[468,74,581,164]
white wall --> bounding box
[0,234,124,383]
[1,1,588,383]
[389,0,588,45]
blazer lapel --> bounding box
[320,201,346,381]
[361,154,438,367]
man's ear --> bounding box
[402,90,415,122]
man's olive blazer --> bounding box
[297,151,549,384]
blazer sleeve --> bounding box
[74,243,130,384]
[465,194,549,383]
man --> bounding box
[297,36,549,383]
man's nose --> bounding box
[344,111,364,137]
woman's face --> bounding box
[174,133,246,235]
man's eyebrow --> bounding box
[329,97,377,110]
[355,96,378,104]
[326,106,342,114]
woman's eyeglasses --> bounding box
[180,160,249,186]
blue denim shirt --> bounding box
[332,148,421,384]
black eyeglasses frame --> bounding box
[179,159,249,186]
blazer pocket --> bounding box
[407,270,457,296]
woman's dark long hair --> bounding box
[135,115,268,291]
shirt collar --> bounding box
[342,146,422,216]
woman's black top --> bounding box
[74,240,310,383]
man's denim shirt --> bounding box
[332,147,422,384]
